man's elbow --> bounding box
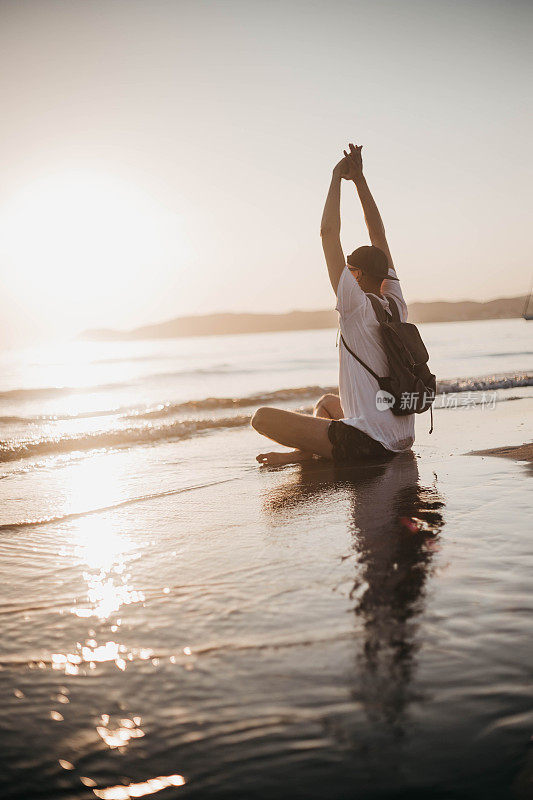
[320,224,339,239]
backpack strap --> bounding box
[385,295,401,323]
[367,293,401,323]
[339,334,384,386]
[339,293,398,388]
[367,293,390,323]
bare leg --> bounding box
[253,395,343,466]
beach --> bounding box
[2,0,532,794]
[0,318,532,799]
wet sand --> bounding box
[0,393,532,799]
[470,441,533,469]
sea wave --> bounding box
[0,477,238,532]
[2,373,530,424]
[0,366,258,404]
[0,373,530,464]
[128,373,533,419]
[436,372,533,394]
[0,406,129,424]
[0,383,125,402]
[127,385,333,420]
[0,414,252,463]
[0,385,333,423]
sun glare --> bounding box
[0,171,185,334]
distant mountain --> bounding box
[80,295,529,341]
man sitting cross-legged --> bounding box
[252,142,415,466]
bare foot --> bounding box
[256,449,315,467]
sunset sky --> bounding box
[0,0,531,344]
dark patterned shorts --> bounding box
[327,420,394,464]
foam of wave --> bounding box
[437,372,532,394]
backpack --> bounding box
[340,294,436,432]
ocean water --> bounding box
[0,317,532,799]
[0,318,531,468]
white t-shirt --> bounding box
[336,266,415,452]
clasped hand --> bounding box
[333,142,363,181]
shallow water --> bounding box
[0,320,532,799]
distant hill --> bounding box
[408,295,529,323]
[80,294,529,341]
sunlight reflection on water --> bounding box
[50,461,146,676]
[96,714,145,749]
[65,455,130,516]
[92,774,186,799]
[64,459,143,621]
[51,640,129,674]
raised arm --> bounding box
[343,143,395,271]
[320,158,349,293]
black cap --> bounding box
[346,245,398,280]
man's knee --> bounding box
[314,393,337,415]
[251,406,273,433]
